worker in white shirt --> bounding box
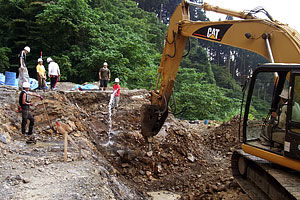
[18,46,31,90]
[47,57,60,89]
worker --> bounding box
[112,78,121,109]
[47,57,60,90]
[19,82,43,143]
[18,46,31,90]
[261,88,300,146]
[36,58,46,90]
[272,88,300,128]
[99,62,111,91]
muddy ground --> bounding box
[0,84,249,199]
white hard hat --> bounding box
[38,58,43,63]
[103,62,108,66]
[23,82,30,88]
[115,78,120,83]
[279,89,289,99]
[47,57,53,63]
[24,46,30,53]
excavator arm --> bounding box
[141,0,300,142]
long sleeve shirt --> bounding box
[48,62,60,76]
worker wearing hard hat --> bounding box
[271,88,300,129]
[47,57,60,89]
[99,62,111,91]
[112,78,120,109]
[18,46,31,90]
[36,58,46,90]
[19,82,43,143]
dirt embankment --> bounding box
[0,85,143,200]
[0,85,249,200]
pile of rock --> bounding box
[0,85,249,199]
[0,85,145,200]
[88,98,248,199]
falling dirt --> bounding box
[0,84,249,199]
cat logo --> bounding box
[207,27,220,40]
[192,24,232,41]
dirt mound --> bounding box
[86,93,249,199]
[0,85,249,199]
[205,116,241,152]
[0,86,145,200]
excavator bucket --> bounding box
[141,104,168,142]
[141,104,160,141]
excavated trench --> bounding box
[0,84,250,200]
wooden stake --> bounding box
[56,121,86,160]
[64,130,68,162]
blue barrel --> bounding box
[5,71,16,86]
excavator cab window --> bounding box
[244,70,281,151]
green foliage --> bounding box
[181,38,215,84]
[249,95,270,120]
[0,47,11,72]
[0,0,256,122]
[212,63,241,91]
[0,0,47,70]
[171,68,241,120]
[36,0,165,86]
[0,0,165,87]
[175,42,242,121]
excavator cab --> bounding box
[242,64,300,167]
[231,64,300,199]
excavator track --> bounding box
[232,150,300,200]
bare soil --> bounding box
[0,85,249,200]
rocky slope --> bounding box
[0,84,249,200]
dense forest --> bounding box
[0,0,269,121]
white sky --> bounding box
[203,0,300,32]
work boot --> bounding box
[28,126,33,135]
[21,127,26,135]
[26,135,36,144]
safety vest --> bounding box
[19,90,29,106]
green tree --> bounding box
[212,63,241,91]
[171,68,241,120]
[181,38,215,84]
[0,47,11,72]
[0,0,48,72]
[0,0,165,86]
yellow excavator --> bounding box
[141,0,300,199]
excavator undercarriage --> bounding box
[232,150,300,200]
